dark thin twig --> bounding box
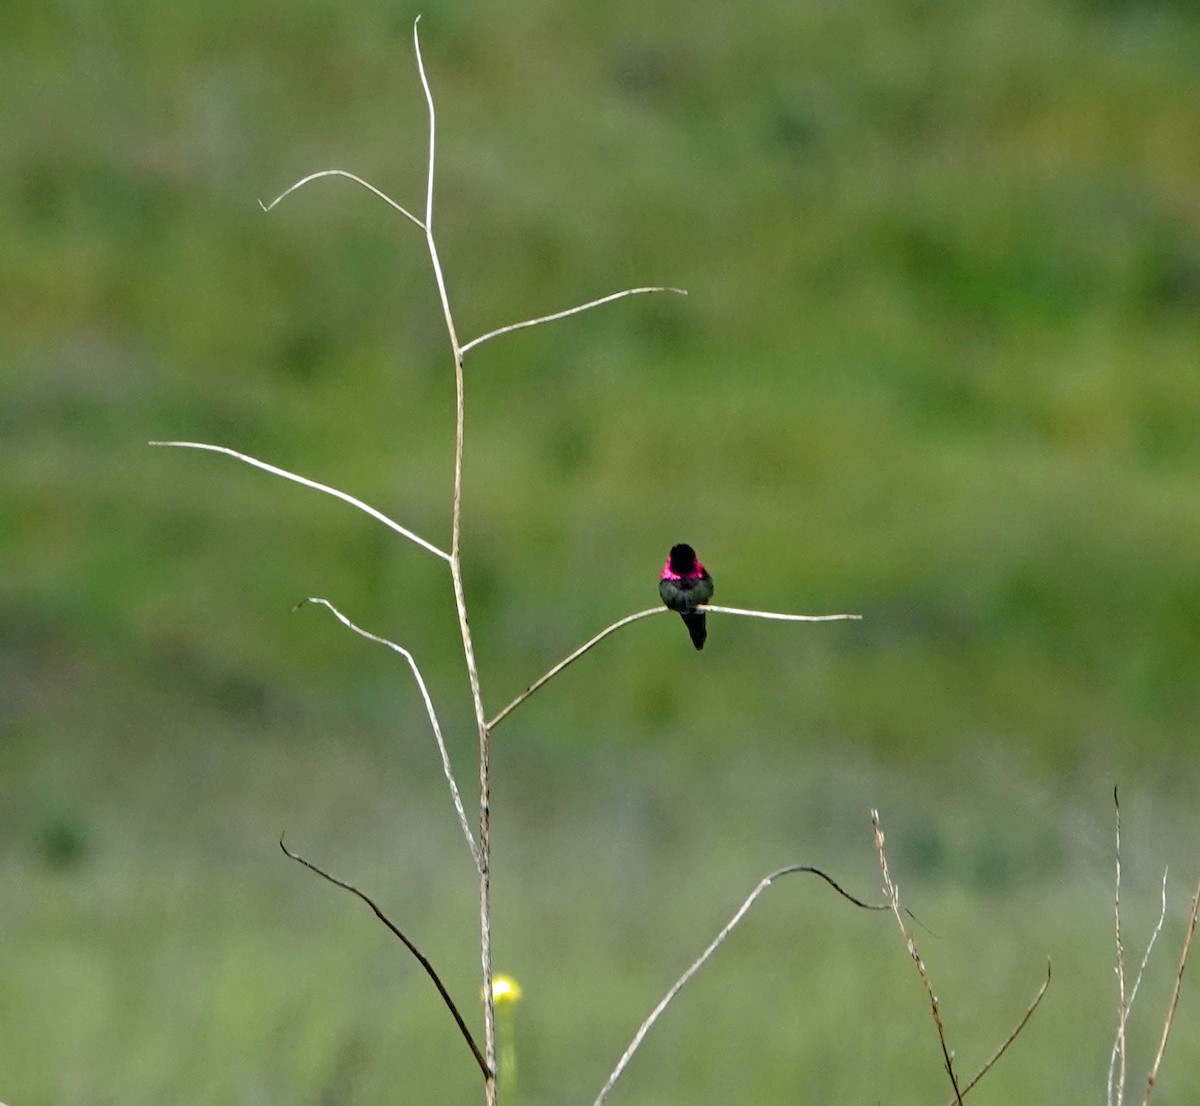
[279,837,491,1081]
[942,960,1052,1106]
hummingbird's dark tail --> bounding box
[681,610,707,651]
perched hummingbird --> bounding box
[659,543,714,650]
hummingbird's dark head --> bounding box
[668,543,698,574]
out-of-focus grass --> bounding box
[4,681,1198,1105]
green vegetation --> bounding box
[4,0,1200,1102]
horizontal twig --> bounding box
[279,837,490,1081]
[149,441,451,562]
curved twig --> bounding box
[460,286,687,357]
[259,169,424,229]
[592,864,888,1106]
[279,837,490,1081]
[298,598,479,871]
[488,603,862,730]
[149,441,451,562]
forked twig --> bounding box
[872,809,964,1106]
[148,441,451,562]
[488,603,861,730]
[1140,879,1200,1105]
[874,810,1049,1106]
[259,169,425,229]
[279,837,490,1081]
[1109,867,1169,1105]
[592,864,889,1106]
[297,598,479,870]
[460,286,687,356]
[942,960,1051,1106]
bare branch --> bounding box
[460,286,688,357]
[592,864,888,1106]
[1111,868,1169,1103]
[704,604,862,623]
[488,603,862,731]
[943,960,1051,1106]
[1140,878,1200,1106]
[149,441,451,562]
[872,809,964,1106]
[298,598,479,871]
[279,837,490,1081]
[488,607,665,730]
[258,169,424,229]
[411,19,497,1097]
[1111,786,1129,1106]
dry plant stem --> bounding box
[592,865,890,1106]
[872,809,964,1106]
[941,960,1051,1106]
[259,169,424,228]
[488,604,861,730]
[148,441,451,562]
[1109,867,1169,1106]
[1141,879,1200,1106]
[1113,786,1129,1106]
[460,286,687,355]
[299,597,479,870]
[410,21,497,1097]
[278,837,490,1081]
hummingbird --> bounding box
[659,543,714,650]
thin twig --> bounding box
[1110,869,1170,1103]
[460,286,687,356]
[1140,878,1200,1106]
[259,169,425,229]
[942,960,1051,1106]
[411,19,497,1101]
[298,598,480,871]
[1112,786,1129,1106]
[488,603,862,731]
[279,837,490,1081]
[872,809,964,1106]
[149,441,451,562]
[592,865,889,1106]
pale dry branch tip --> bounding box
[592,863,888,1106]
[259,169,424,228]
[149,440,452,562]
[296,597,479,870]
[703,604,862,623]
[1139,877,1200,1106]
[278,835,490,1080]
[460,286,689,356]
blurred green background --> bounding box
[4,0,1200,1102]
